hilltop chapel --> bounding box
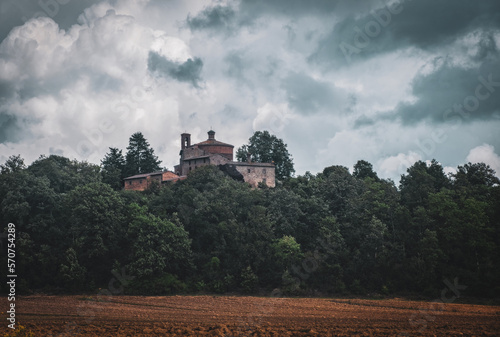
[124,130,275,190]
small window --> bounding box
[189,167,192,171]
[128,181,132,185]
[140,179,143,184]
[247,169,251,173]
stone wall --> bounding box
[208,154,230,166]
[124,172,179,191]
[198,145,233,161]
[124,174,162,191]
[233,163,275,188]
[182,146,205,160]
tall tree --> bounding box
[236,130,295,180]
[353,160,379,181]
[124,132,162,177]
[63,182,127,285]
[101,147,126,190]
[0,154,26,174]
[317,165,362,220]
[126,203,192,279]
[28,155,101,193]
[453,162,500,188]
[399,160,449,211]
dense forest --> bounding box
[1,132,499,299]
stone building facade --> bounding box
[174,130,275,188]
[124,171,181,191]
[174,130,233,176]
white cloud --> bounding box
[443,166,457,176]
[1,0,499,181]
[150,34,193,63]
[252,102,293,134]
[466,144,500,176]
[0,7,187,168]
[377,151,422,181]
[316,128,379,170]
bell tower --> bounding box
[181,133,191,149]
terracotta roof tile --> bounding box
[194,139,234,147]
[124,171,176,180]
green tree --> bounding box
[272,235,303,270]
[428,187,495,295]
[159,165,276,290]
[316,165,363,220]
[59,248,87,291]
[310,218,347,293]
[272,235,303,293]
[236,130,295,180]
[124,132,162,177]
[28,155,101,193]
[63,182,127,285]
[101,147,126,190]
[0,154,26,174]
[356,175,399,226]
[240,266,259,293]
[453,162,499,187]
[353,160,379,181]
[0,163,66,290]
[125,203,192,278]
[0,166,61,244]
[266,188,305,239]
[399,160,449,211]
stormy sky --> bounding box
[1,0,499,181]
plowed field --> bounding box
[1,295,499,336]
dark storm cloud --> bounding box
[147,51,204,87]
[224,51,246,79]
[49,147,63,155]
[186,4,236,32]
[224,50,254,87]
[281,72,340,114]
[0,109,37,143]
[2,69,121,106]
[310,0,500,66]
[238,0,373,18]
[393,55,500,125]
[353,115,375,128]
[89,72,124,93]
[218,104,245,126]
[473,32,499,62]
[0,80,15,102]
[186,0,374,35]
[0,0,100,42]
[353,28,500,127]
[0,112,20,143]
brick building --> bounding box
[123,130,275,190]
[174,130,234,176]
[124,170,182,191]
[174,130,275,188]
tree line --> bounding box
[0,131,499,298]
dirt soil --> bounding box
[1,295,499,336]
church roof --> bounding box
[124,171,163,180]
[124,171,178,180]
[227,161,275,167]
[194,139,234,147]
